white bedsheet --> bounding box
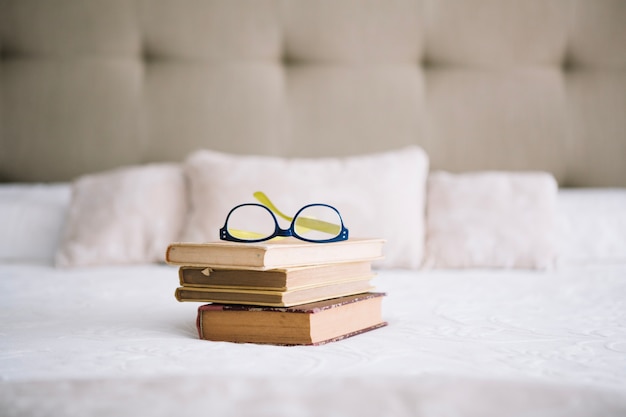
[2,264,626,416]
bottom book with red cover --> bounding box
[196,292,387,346]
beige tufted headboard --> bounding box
[1,0,625,186]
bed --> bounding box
[2,1,626,416]
[2,260,626,416]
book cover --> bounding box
[178,260,374,290]
[165,237,385,270]
[196,292,387,345]
[176,276,375,307]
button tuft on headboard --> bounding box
[141,45,160,65]
[561,52,576,73]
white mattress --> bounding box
[2,263,626,416]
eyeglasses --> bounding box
[219,192,349,243]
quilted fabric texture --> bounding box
[1,0,625,187]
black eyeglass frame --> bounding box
[219,203,349,243]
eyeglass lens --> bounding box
[293,205,342,240]
[226,205,276,241]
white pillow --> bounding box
[0,183,71,264]
[55,164,187,267]
[182,146,429,269]
[556,188,626,264]
[424,171,558,269]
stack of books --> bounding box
[165,238,387,345]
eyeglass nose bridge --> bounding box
[273,226,295,238]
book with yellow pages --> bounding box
[178,260,374,290]
[175,276,374,307]
[196,292,387,345]
[165,238,385,270]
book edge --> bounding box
[177,274,375,294]
[197,321,388,346]
[308,321,388,346]
[166,238,386,269]
[195,292,386,312]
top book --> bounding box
[165,238,385,270]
